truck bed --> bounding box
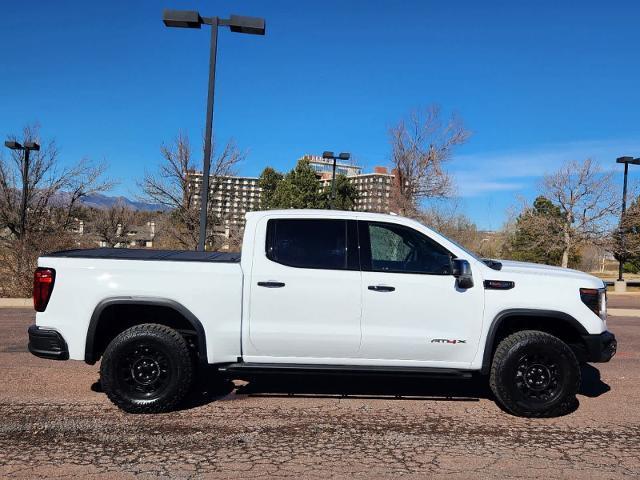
[44,248,241,263]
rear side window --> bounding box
[266,219,358,270]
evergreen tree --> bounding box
[504,196,580,267]
[259,160,358,210]
[258,167,283,209]
[613,196,640,272]
[271,159,323,208]
[320,174,359,210]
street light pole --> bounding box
[330,157,337,208]
[163,10,265,251]
[322,151,351,209]
[4,140,40,235]
[616,156,640,282]
[21,147,30,235]
[198,17,219,253]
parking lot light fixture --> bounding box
[162,10,203,29]
[163,9,266,251]
[4,141,22,150]
[226,15,266,35]
[322,151,351,209]
[4,139,41,234]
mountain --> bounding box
[80,193,169,212]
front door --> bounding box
[246,217,362,361]
[358,220,484,366]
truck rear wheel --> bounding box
[489,330,580,417]
[100,323,193,413]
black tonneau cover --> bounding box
[44,248,241,263]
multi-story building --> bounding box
[186,157,395,230]
[318,165,395,213]
[186,170,262,228]
[302,154,362,177]
[351,167,395,213]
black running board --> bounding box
[218,362,473,379]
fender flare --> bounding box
[85,297,208,364]
[480,308,589,374]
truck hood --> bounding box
[496,259,604,286]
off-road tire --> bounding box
[490,330,580,418]
[100,323,193,413]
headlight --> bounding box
[580,287,607,321]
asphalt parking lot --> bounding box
[1,298,639,479]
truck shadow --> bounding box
[92,363,610,412]
[233,364,609,403]
[237,374,488,402]
[578,363,611,397]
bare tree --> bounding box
[0,124,112,296]
[542,159,619,268]
[389,105,470,215]
[415,203,482,252]
[89,201,135,247]
[141,133,244,250]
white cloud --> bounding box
[452,177,525,197]
[450,138,640,197]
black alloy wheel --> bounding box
[514,352,561,402]
[100,323,193,413]
[116,341,172,399]
[490,330,580,417]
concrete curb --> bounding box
[0,298,32,308]
[608,308,640,318]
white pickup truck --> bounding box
[28,209,616,417]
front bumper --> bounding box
[581,331,617,363]
[28,325,69,360]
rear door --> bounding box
[246,217,362,361]
[358,220,484,366]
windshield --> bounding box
[443,236,484,262]
[415,220,484,262]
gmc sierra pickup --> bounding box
[28,209,616,417]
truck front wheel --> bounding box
[489,330,580,417]
[100,323,194,413]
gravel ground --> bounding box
[1,298,639,479]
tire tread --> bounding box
[100,323,193,414]
[489,330,580,418]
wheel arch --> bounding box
[85,297,208,365]
[480,309,589,375]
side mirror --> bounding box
[452,258,474,289]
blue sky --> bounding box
[2,0,640,230]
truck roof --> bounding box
[245,209,406,222]
[246,209,398,218]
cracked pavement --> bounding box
[1,298,639,479]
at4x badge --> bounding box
[431,339,467,344]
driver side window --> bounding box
[364,221,452,275]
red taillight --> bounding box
[33,267,55,312]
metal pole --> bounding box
[198,17,219,252]
[20,148,29,236]
[618,162,629,281]
[329,157,337,209]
